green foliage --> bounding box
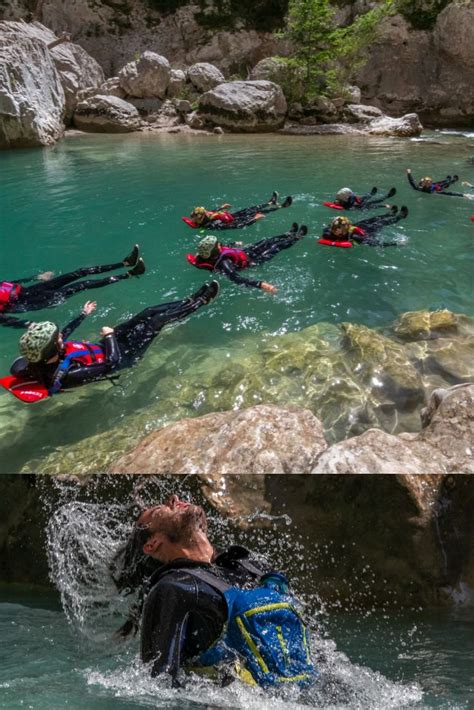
[280,0,394,101]
[396,0,451,30]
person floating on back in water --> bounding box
[1,282,219,403]
[186,223,308,294]
[111,495,316,689]
[318,207,408,248]
[0,245,145,329]
[406,169,470,197]
[324,186,397,210]
[183,191,293,230]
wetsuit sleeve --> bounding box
[437,190,464,197]
[219,258,262,289]
[102,333,121,368]
[141,576,196,685]
[61,313,87,339]
[407,172,420,191]
[10,275,39,284]
[0,313,31,329]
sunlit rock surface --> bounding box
[198,80,287,132]
[110,404,326,474]
[73,95,141,133]
[0,31,65,147]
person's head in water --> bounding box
[190,206,208,226]
[19,321,62,363]
[137,495,213,564]
[419,176,433,190]
[330,215,351,238]
[197,235,220,261]
[335,187,354,206]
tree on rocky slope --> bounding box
[280,0,394,101]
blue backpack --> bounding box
[187,568,317,688]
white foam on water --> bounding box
[46,495,424,709]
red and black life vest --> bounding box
[0,340,106,403]
[318,225,366,248]
[0,282,22,312]
[186,246,250,271]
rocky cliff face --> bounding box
[1,473,473,609]
[1,1,471,125]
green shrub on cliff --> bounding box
[279,0,394,101]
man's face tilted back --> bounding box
[137,495,212,564]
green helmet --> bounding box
[198,235,218,259]
[19,321,59,363]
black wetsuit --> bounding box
[195,229,303,289]
[13,293,209,392]
[407,173,463,196]
[323,211,407,247]
[0,262,130,329]
[140,546,271,685]
[202,201,282,230]
[342,190,394,210]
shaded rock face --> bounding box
[199,80,287,132]
[73,95,141,133]
[110,404,327,474]
[187,62,224,92]
[312,384,474,474]
[0,21,104,124]
[0,32,65,148]
[358,9,474,126]
[118,51,171,99]
[166,68,186,98]
[265,474,474,608]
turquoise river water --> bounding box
[0,130,473,471]
[1,584,473,708]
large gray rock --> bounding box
[0,33,65,148]
[367,112,423,137]
[199,80,287,132]
[118,51,171,98]
[343,103,383,123]
[110,404,327,474]
[0,21,104,123]
[166,68,186,98]
[312,384,474,473]
[187,62,224,92]
[73,95,141,133]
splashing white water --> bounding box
[46,486,424,708]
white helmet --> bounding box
[336,187,354,202]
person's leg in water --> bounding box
[232,192,293,222]
[14,248,143,310]
[363,187,397,208]
[113,281,219,365]
[355,206,408,236]
[245,223,307,264]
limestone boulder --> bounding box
[199,80,287,132]
[0,21,104,123]
[367,112,423,137]
[166,69,186,98]
[393,309,459,341]
[341,322,425,409]
[109,404,327,474]
[343,103,383,123]
[118,51,171,99]
[187,62,224,92]
[312,384,474,473]
[0,33,65,148]
[73,95,141,133]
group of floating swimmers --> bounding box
[1,167,472,403]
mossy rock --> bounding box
[393,309,459,341]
